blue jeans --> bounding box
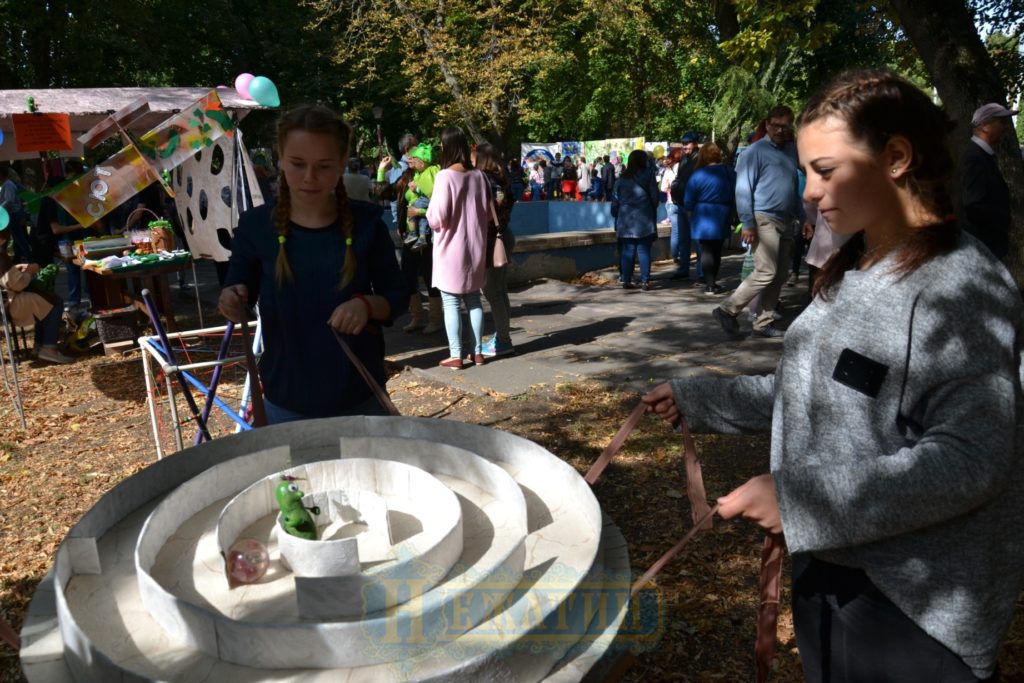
[672,211,704,279]
[667,203,682,262]
[65,259,84,307]
[440,290,483,358]
[33,297,64,347]
[263,394,389,425]
[531,182,544,201]
[620,236,654,284]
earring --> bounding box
[891,168,898,175]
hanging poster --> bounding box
[12,113,73,152]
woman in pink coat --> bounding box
[426,126,491,369]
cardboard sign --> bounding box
[12,113,73,152]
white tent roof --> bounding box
[0,86,269,160]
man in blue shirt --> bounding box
[713,105,802,339]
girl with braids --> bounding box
[219,105,406,423]
[426,126,491,369]
[643,69,1023,681]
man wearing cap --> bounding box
[669,132,702,280]
[713,105,802,339]
[954,102,1017,259]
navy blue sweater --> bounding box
[225,201,407,417]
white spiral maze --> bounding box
[29,416,636,682]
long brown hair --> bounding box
[273,104,356,288]
[474,143,508,192]
[439,126,473,170]
[801,69,958,299]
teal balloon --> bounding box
[248,76,280,107]
[0,206,8,231]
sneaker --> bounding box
[621,281,636,289]
[786,272,799,286]
[481,337,515,357]
[713,307,743,338]
[640,281,651,291]
[751,324,785,339]
[438,357,465,369]
[403,232,419,245]
[411,236,428,251]
[704,283,725,295]
[38,347,74,364]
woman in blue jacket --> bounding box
[613,150,659,290]
[684,143,736,294]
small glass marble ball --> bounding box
[227,538,270,585]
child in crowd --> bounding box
[403,143,439,251]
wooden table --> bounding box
[82,257,193,341]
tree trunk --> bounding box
[712,0,740,42]
[890,0,1024,284]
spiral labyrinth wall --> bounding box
[19,417,647,682]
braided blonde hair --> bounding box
[273,105,356,288]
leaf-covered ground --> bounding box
[1,346,1022,681]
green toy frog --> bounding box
[275,475,320,540]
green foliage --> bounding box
[0,0,1005,157]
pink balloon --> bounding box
[234,73,255,100]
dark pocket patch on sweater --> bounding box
[832,348,888,398]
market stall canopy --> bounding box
[0,87,268,161]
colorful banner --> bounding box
[520,142,559,168]
[582,137,645,164]
[522,138,654,167]
[13,113,73,152]
[53,91,234,227]
[560,141,583,159]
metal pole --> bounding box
[140,339,163,459]
[0,304,26,430]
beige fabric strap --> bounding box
[680,416,713,530]
[238,312,267,428]
[0,615,19,651]
[756,533,785,683]
[333,330,401,416]
[584,401,646,484]
[589,400,783,682]
[631,503,719,596]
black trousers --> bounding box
[792,555,995,683]
[698,239,724,285]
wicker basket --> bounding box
[94,306,141,344]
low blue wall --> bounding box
[508,200,668,236]
[381,200,669,237]
[381,200,673,284]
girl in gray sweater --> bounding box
[644,70,1023,681]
